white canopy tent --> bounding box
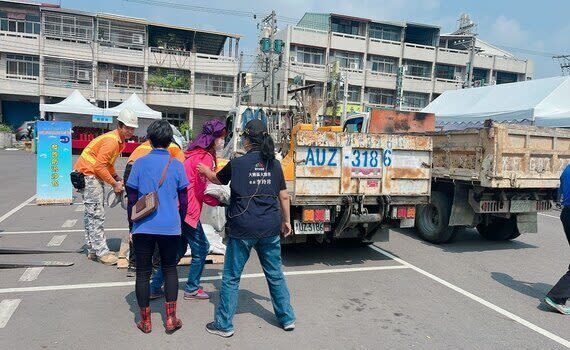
[422,76,570,128]
[40,90,104,115]
[107,93,162,120]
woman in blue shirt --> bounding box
[126,120,189,333]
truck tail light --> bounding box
[302,208,331,222]
[392,206,416,219]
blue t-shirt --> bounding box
[560,163,570,206]
[127,149,189,235]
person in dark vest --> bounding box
[544,163,570,315]
[198,119,296,337]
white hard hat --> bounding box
[170,124,186,149]
[117,108,138,128]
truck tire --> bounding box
[476,216,521,241]
[415,191,457,244]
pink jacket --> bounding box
[183,148,220,228]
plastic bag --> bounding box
[200,204,226,232]
[183,223,226,256]
[204,182,230,205]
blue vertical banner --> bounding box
[36,121,73,205]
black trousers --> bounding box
[133,234,180,308]
[546,206,570,303]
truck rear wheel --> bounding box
[415,191,457,244]
[476,216,521,241]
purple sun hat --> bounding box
[187,119,226,151]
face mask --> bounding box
[214,137,225,151]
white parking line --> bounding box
[61,219,77,228]
[538,213,560,219]
[75,205,85,212]
[0,195,35,224]
[0,299,21,328]
[0,264,409,294]
[0,228,128,235]
[18,268,44,282]
[47,235,67,247]
[368,245,570,349]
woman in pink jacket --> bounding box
[150,120,226,300]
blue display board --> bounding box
[92,115,113,124]
[36,121,73,204]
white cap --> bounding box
[117,108,138,128]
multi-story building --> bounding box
[0,0,241,129]
[252,13,533,112]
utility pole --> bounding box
[554,55,570,75]
[341,71,348,126]
[236,51,243,106]
[258,11,283,105]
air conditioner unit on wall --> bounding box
[132,33,144,45]
[77,70,90,81]
[350,61,359,70]
[290,56,297,62]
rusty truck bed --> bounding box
[431,123,570,188]
[289,129,432,204]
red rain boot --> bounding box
[164,301,182,333]
[137,307,152,333]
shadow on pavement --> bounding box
[280,241,392,267]
[391,227,538,253]
[490,272,555,312]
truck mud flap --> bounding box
[516,213,537,234]
[449,185,475,226]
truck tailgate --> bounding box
[293,130,432,197]
[432,123,570,188]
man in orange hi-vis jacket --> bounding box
[74,108,138,265]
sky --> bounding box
[61,0,570,78]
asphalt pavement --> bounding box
[0,149,568,349]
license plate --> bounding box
[293,221,324,235]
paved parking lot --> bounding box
[0,150,569,349]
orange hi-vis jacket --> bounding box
[74,130,125,186]
[127,140,185,164]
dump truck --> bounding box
[222,106,433,244]
[414,121,569,243]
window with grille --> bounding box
[337,85,361,103]
[435,64,460,80]
[496,71,518,85]
[402,91,429,108]
[305,81,324,98]
[0,12,40,34]
[331,17,361,35]
[44,57,92,85]
[111,66,144,89]
[98,19,146,49]
[403,59,432,78]
[366,88,395,105]
[330,50,363,70]
[195,73,234,96]
[472,68,489,83]
[368,55,397,74]
[369,23,401,42]
[43,12,93,41]
[6,54,39,79]
[292,45,325,65]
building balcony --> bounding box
[146,88,191,108]
[403,75,433,93]
[330,32,367,53]
[194,53,238,76]
[290,61,327,81]
[403,43,436,62]
[365,70,397,89]
[290,26,328,48]
[148,47,192,71]
[473,53,494,70]
[436,47,469,67]
[41,80,93,99]
[434,78,462,94]
[342,67,365,86]
[494,56,527,74]
[193,93,235,111]
[0,31,39,56]
[97,44,145,67]
[43,38,93,61]
[368,38,402,58]
[0,75,39,96]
